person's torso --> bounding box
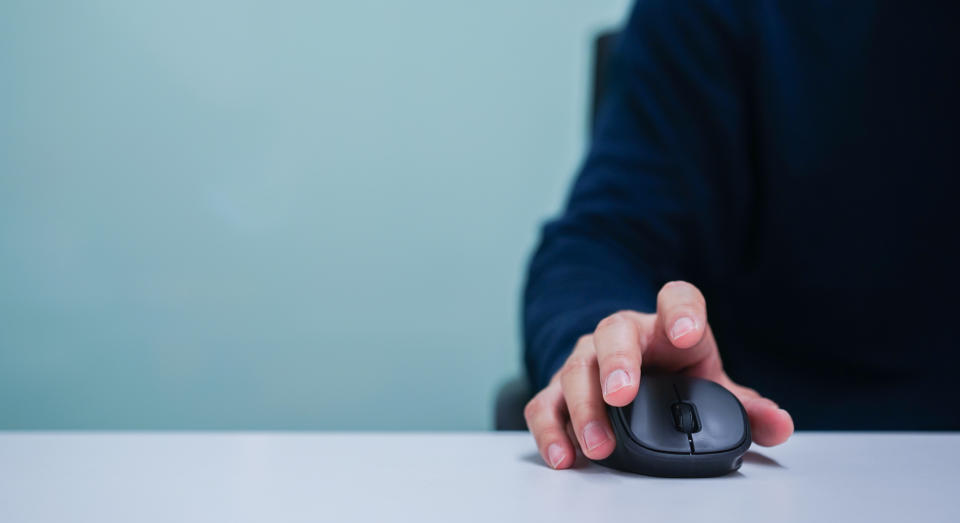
[703,1,960,428]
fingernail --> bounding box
[583,421,610,451]
[670,317,696,340]
[603,369,631,396]
[547,443,566,468]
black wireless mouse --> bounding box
[595,374,751,477]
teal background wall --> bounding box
[0,0,631,429]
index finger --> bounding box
[655,281,708,349]
[593,311,655,407]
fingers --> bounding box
[523,381,576,469]
[653,281,792,445]
[593,312,645,407]
[742,397,794,446]
[559,337,617,460]
[719,377,794,447]
[655,281,708,349]
[526,281,793,478]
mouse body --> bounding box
[595,374,751,477]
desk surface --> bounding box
[1,432,957,522]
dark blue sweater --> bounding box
[523,0,960,430]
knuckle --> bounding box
[523,388,556,420]
[539,429,567,445]
[596,311,633,330]
[690,289,707,309]
[662,280,692,292]
[523,397,540,421]
[659,280,692,298]
[574,334,593,350]
[567,399,603,419]
[562,355,595,374]
[659,280,707,309]
[599,351,636,369]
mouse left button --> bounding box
[622,375,692,453]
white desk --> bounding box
[0,432,957,522]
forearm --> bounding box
[523,0,752,390]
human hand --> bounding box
[524,281,794,469]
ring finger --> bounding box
[559,336,617,460]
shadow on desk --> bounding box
[518,451,639,479]
[742,451,784,468]
[518,449,784,476]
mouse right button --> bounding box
[680,379,748,454]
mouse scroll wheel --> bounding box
[671,402,702,434]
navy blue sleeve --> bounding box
[523,0,757,390]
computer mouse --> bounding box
[595,374,751,477]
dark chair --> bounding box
[493,29,620,431]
